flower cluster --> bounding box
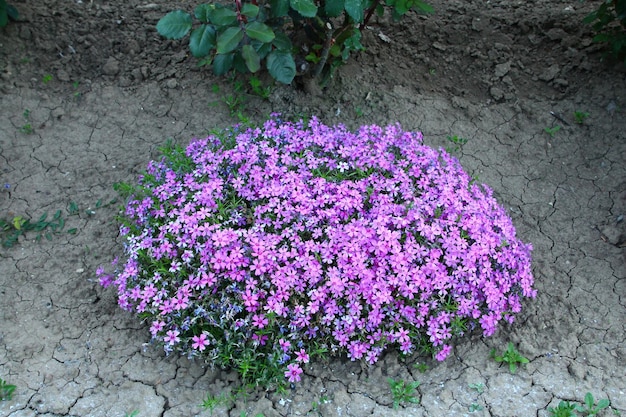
[98,117,535,386]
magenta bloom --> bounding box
[99,117,535,386]
[284,363,303,383]
[192,333,209,351]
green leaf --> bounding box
[245,21,275,43]
[209,7,238,26]
[241,44,261,73]
[290,0,318,17]
[272,32,293,51]
[241,3,260,18]
[267,50,296,84]
[217,27,244,54]
[344,0,364,21]
[324,0,345,17]
[190,25,216,57]
[411,0,434,14]
[194,4,212,22]
[213,53,234,75]
[269,0,290,17]
[156,10,192,40]
[7,4,18,21]
[596,398,610,409]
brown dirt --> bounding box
[1,0,625,416]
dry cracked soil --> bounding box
[1,0,625,416]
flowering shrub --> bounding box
[98,117,536,388]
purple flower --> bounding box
[99,116,535,386]
[284,363,303,383]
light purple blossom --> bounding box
[98,117,535,383]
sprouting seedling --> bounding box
[20,109,33,134]
[0,378,16,401]
[124,411,140,417]
[548,400,578,417]
[468,382,485,394]
[574,392,610,416]
[544,125,561,137]
[248,76,271,99]
[446,135,469,153]
[413,362,430,373]
[200,392,233,416]
[388,378,420,409]
[573,111,589,125]
[469,403,484,412]
[490,342,529,373]
[42,74,53,84]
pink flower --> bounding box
[192,333,209,351]
[284,363,303,383]
[295,349,310,364]
[164,329,180,346]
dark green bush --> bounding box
[156,0,433,85]
[584,0,626,62]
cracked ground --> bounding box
[1,0,625,416]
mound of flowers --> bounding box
[97,117,536,387]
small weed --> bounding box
[388,377,420,409]
[413,362,430,373]
[42,74,53,84]
[469,403,484,412]
[548,400,578,417]
[1,210,67,247]
[249,76,271,99]
[0,199,115,247]
[573,111,589,125]
[124,411,140,417]
[200,392,233,416]
[544,125,561,137]
[446,135,469,153]
[429,68,436,75]
[469,383,485,394]
[72,80,81,97]
[311,394,329,411]
[490,342,529,373]
[354,106,364,118]
[0,378,16,401]
[574,392,610,416]
[20,109,33,134]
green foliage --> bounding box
[584,0,626,63]
[413,362,429,373]
[201,392,234,415]
[446,135,469,153]
[490,342,529,373]
[574,392,611,416]
[0,0,18,27]
[124,411,140,417]
[20,109,33,134]
[388,377,420,409]
[573,111,590,125]
[549,401,578,417]
[156,0,432,85]
[0,199,115,248]
[469,403,484,412]
[544,125,561,137]
[0,378,16,401]
[468,382,485,394]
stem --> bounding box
[312,21,334,79]
[361,0,381,29]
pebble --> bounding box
[102,57,120,76]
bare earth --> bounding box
[1,0,625,416]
